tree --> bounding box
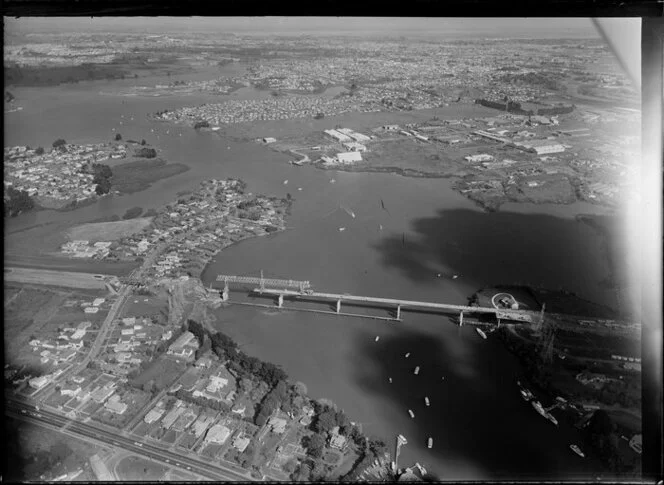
[306,433,326,458]
[115,133,122,141]
[52,138,67,149]
[35,146,44,155]
[314,409,337,435]
[5,187,35,217]
[141,139,147,145]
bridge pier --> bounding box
[336,299,341,314]
[221,283,229,302]
[459,311,464,326]
[277,294,284,308]
[396,305,401,320]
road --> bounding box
[6,399,256,482]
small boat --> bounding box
[452,274,459,279]
[414,366,420,375]
[476,328,488,339]
[379,224,383,231]
[298,187,302,191]
[427,437,433,449]
[375,336,380,342]
[408,409,415,419]
[338,227,346,232]
[283,180,289,185]
[545,413,559,426]
[570,444,585,458]
[330,179,336,183]
[520,388,534,401]
[424,397,430,407]
[389,377,393,383]
[441,376,445,381]
[405,353,410,358]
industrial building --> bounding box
[324,129,352,143]
[335,151,363,164]
[342,141,367,152]
[337,128,371,142]
[464,154,494,163]
[513,140,566,155]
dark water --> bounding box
[5,76,626,479]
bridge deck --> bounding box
[216,275,310,289]
[253,288,537,322]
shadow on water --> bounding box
[352,324,598,480]
[373,208,618,309]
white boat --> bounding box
[427,437,433,449]
[330,179,336,183]
[441,376,445,381]
[283,180,289,185]
[476,328,488,339]
[379,224,383,231]
[414,366,420,375]
[408,409,415,419]
[339,227,346,232]
[570,444,585,458]
[375,336,380,342]
[298,187,302,191]
[452,274,459,279]
[424,397,430,407]
[389,377,393,383]
[405,353,410,358]
[532,400,547,417]
[545,413,559,426]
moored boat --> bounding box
[375,336,380,342]
[405,352,411,358]
[545,413,559,426]
[476,328,488,339]
[427,437,433,449]
[532,400,547,417]
[570,444,585,458]
[414,366,420,375]
[424,397,430,407]
[408,409,415,419]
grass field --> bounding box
[114,454,169,481]
[130,356,188,392]
[66,218,153,243]
[111,159,190,194]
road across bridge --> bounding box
[251,288,539,324]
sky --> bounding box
[5,17,607,38]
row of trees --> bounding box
[4,186,35,217]
[186,319,288,388]
[134,147,157,158]
[92,163,113,195]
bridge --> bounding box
[214,273,539,325]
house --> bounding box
[232,434,251,453]
[58,348,77,362]
[144,407,165,424]
[90,385,116,403]
[84,307,99,314]
[335,152,362,164]
[195,355,213,369]
[167,331,199,360]
[329,427,348,450]
[205,424,231,444]
[61,383,82,397]
[29,375,50,389]
[262,137,277,144]
[92,298,106,307]
[104,394,128,415]
[206,375,229,393]
[122,317,136,326]
[268,416,288,434]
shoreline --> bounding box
[311,162,615,212]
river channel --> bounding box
[4,72,627,479]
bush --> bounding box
[134,147,157,158]
[193,120,210,130]
[52,138,67,148]
[35,146,44,155]
[5,187,35,217]
[115,133,122,141]
[122,206,143,220]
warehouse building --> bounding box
[335,152,363,164]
